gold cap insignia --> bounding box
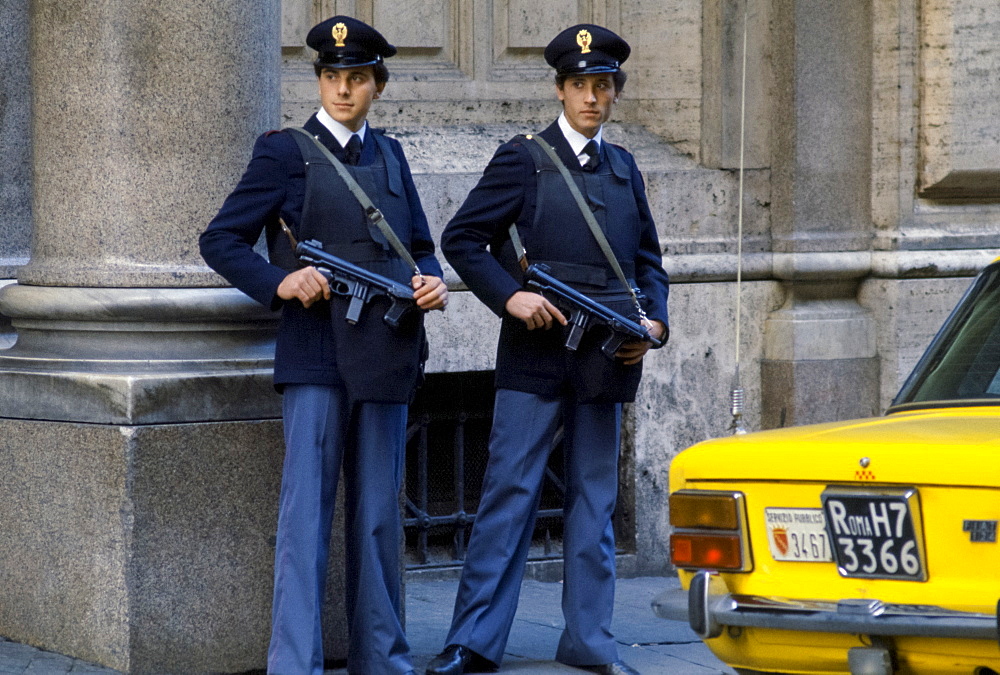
[332,22,348,47]
[576,29,592,54]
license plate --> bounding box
[764,508,833,562]
[821,488,927,581]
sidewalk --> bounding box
[0,577,733,674]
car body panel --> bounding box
[702,629,999,674]
[666,423,1000,671]
[671,410,1000,488]
[660,261,1000,672]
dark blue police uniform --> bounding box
[429,24,668,675]
[200,16,440,675]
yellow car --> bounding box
[653,260,1000,674]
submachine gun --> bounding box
[296,238,418,328]
[525,263,665,359]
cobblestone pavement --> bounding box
[0,638,116,674]
[0,576,732,674]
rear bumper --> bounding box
[653,570,1000,642]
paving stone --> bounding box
[2,577,729,674]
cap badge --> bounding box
[576,29,592,54]
[332,22,348,47]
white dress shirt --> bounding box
[557,112,603,166]
[317,107,367,149]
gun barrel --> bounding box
[297,241,414,299]
[295,240,418,326]
[526,264,654,349]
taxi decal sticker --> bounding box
[855,457,876,481]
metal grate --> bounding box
[404,372,566,568]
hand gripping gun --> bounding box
[525,263,664,359]
[296,238,418,328]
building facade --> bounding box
[0,0,997,671]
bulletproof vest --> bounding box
[281,129,427,404]
[286,129,413,285]
[518,136,639,293]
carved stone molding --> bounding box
[490,0,621,79]
[284,0,472,79]
[919,0,1000,198]
[369,0,473,78]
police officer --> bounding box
[200,16,446,675]
[426,24,668,675]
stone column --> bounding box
[0,0,31,347]
[761,0,879,428]
[0,1,347,672]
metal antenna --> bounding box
[729,0,750,436]
[730,367,748,435]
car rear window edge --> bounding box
[886,398,1000,415]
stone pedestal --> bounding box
[762,283,880,427]
[0,286,279,424]
[0,420,285,672]
[761,256,880,428]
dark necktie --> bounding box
[345,134,362,166]
[581,140,599,172]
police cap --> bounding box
[307,16,397,69]
[544,24,630,75]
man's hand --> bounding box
[505,291,568,330]
[413,275,448,311]
[277,267,330,308]
[616,319,667,365]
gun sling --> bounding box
[287,127,423,279]
[513,134,648,323]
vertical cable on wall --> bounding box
[729,0,749,435]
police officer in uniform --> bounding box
[200,16,446,675]
[425,24,668,675]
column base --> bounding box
[0,285,282,423]
[0,418,348,674]
[761,279,880,428]
[0,284,351,671]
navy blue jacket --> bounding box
[441,120,669,402]
[200,114,443,391]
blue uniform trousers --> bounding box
[268,384,412,675]
[445,389,622,667]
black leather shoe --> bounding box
[425,644,498,675]
[578,662,641,675]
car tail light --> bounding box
[670,491,740,529]
[669,490,752,572]
[670,533,743,570]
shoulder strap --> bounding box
[368,130,404,196]
[523,133,647,321]
[286,127,422,278]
